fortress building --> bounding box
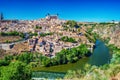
[45,14,58,20]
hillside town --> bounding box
[1,13,120,57]
[1,0,120,80]
[0,13,94,57]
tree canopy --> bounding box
[0,61,31,80]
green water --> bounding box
[89,40,110,66]
[32,58,89,80]
[32,71,65,80]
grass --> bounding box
[0,36,22,43]
[32,57,89,73]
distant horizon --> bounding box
[0,0,120,22]
[1,15,120,23]
[1,15,119,23]
[1,12,120,22]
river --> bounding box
[89,40,110,66]
[32,71,66,80]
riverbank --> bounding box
[32,57,89,73]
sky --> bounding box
[0,0,120,22]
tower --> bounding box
[0,13,4,20]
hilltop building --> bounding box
[46,14,58,20]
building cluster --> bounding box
[28,33,81,57]
[0,14,65,33]
[0,14,92,56]
[0,20,34,32]
[28,16,87,56]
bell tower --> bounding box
[0,13,4,20]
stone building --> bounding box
[46,14,58,21]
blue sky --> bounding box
[0,0,120,22]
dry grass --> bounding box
[11,42,29,54]
[0,36,22,43]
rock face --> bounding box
[109,29,120,48]
[92,24,120,48]
[89,40,110,66]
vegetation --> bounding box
[0,44,89,67]
[0,43,119,80]
[16,53,34,64]
[65,20,78,28]
[0,60,9,66]
[0,54,32,80]
[60,36,77,43]
[85,33,96,42]
[52,44,89,66]
[0,61,31,80]
[5,40,11,43]
[0,22,120,79]
[39,32,53,37]
[29,32,53,37]
[35,26,42,29]
[32,58,89,73]
[65,44,120,80]
[85,28,108,43]
[63,22,120,79]
[84,26,99,43]
[29,32,38,37]
[0,31,25,38]
[0,31,53,39]
[63,20,80,31]
[0,43,90,79]
[14,44,89,67]
[0,36,22,43]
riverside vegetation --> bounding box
[0,21,120,80]
[0,43,89,80]
[0,43,120,80]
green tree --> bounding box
[36,26,42,29]
[0,61,31,80]
[41,56,51,67]
[66,20,78,28]
[0,60,9,66]
[66,54,75,63]
[66,48,78,63]
[17,52,33,64]
[111,50,120,64]
[61,36,77,43]
[77,44,89,57]
[4,55,14,64]
[56,52,64,64]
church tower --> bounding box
[0,13,4,20]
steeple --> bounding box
[0,12,4,20]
